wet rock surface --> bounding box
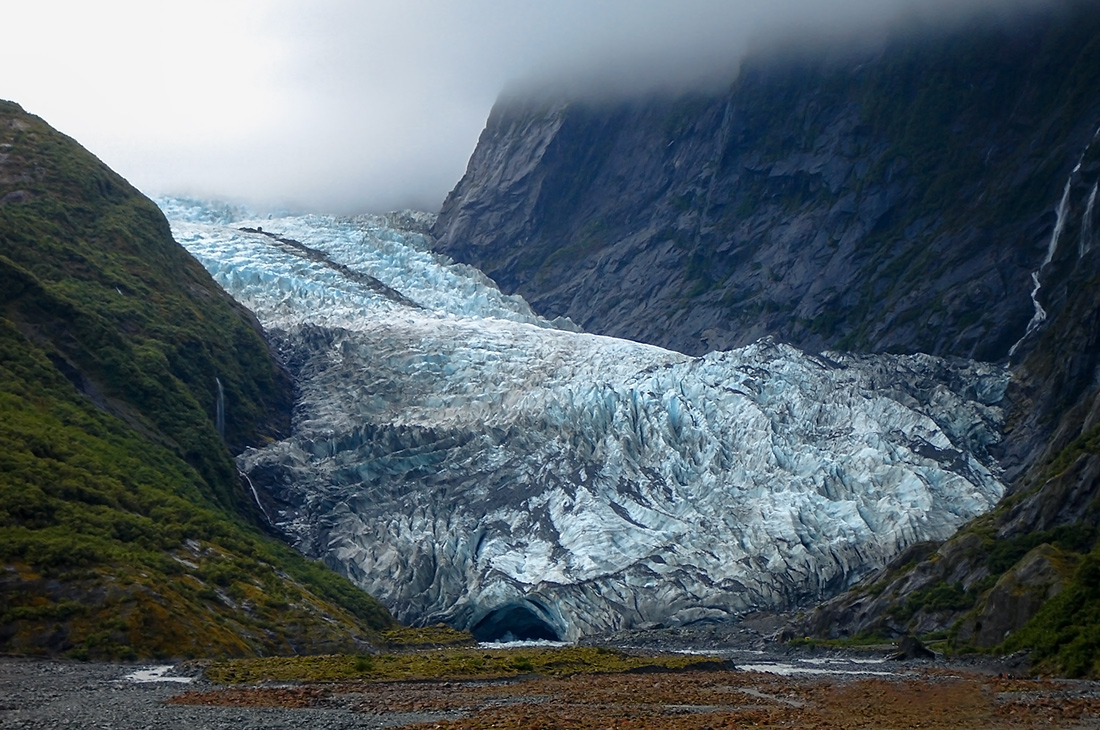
[433,5,1100,364]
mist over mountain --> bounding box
[3,0,1064,215]
[435,0,1100,365]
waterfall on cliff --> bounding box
[1009,125,1100,359]
[214,376,226,440]
[1082,182,1098,258]
[240,470,272,524]
[1008,178,1071,358]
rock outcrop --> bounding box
[433,1,1100,363]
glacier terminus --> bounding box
[161,198,1009,642]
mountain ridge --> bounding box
[0,100,394,659]
[433,0,1100,364]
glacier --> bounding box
[160,198,1009,641]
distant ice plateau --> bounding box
[161,198,1009,642]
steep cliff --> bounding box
[797,141,1100,675]
[433,1,1100,363]
[0,101,393,658]
[432,0,1100,674]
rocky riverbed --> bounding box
[3,645,1100,730]
[0,657,448,729]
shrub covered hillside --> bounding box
[0,100,393,659]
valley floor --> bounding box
[3,650,1100,730]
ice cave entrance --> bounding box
[471,603,561,642]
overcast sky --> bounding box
[2,0,1055,214]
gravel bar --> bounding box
[0,657,455,730]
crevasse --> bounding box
[160,197,1009,641]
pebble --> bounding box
[0,657,453,730]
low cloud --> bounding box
[1,0,1058,214]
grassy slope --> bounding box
[0,100,393,659]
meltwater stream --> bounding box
[161,198,1009,641]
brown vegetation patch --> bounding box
[169,668,1100,729]
[166,685,329,709]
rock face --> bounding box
[954,544,1072,648]
[793,116,1100,659]
[164,199,1010,640]
[427,2,1100,666]
[433,1,1100,362]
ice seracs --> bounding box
[161,198,1009,641]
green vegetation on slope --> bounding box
[993,424,1100,677]
[203,646,725,684]
[0,100,393,658]
[1003,544,1100,677]
[802,423,1100,677]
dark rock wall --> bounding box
[433,2,1100,669]
[434,1,1100,362]
[794,149,1100,659]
